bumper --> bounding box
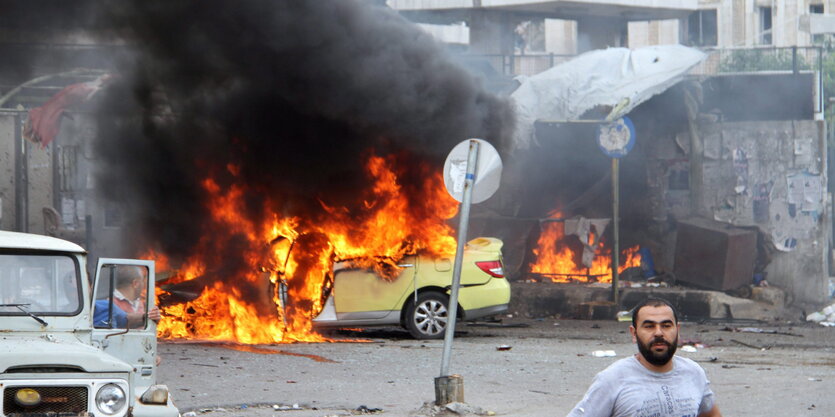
[458,276,511,314]
[1,378,129,417]
[463,303,509,320]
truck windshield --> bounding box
[0,253,80,315]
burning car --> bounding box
[312,237,510,339]
[0,230,179,417]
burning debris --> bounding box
[84,1,513,343]
[529,211,641,283]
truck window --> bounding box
[0,254,80,315]
[93,264,150,329]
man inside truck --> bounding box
[94,266,160,328]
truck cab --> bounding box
[0,230,179,417]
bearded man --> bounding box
[566,298,722,417]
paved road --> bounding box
[157,318,834,416]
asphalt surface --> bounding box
[157,317,834,416]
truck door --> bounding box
[91,259,158,385]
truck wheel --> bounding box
[405,292,449,340]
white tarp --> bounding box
[510,45,707,150]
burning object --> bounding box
[313,237,509,339]
[529,214,640,283]
[153,154,471,343]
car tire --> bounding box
[405,291,449,340]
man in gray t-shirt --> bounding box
[567,298,722,417]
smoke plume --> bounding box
[92,0,515,260]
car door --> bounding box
[333,256,417,319]
[91,258,158,384]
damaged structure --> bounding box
[473,44,830,310]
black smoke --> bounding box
[92,0,515,260]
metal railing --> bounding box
[695,46,825,115]
[692,45,823,75]
[467,46,824,77]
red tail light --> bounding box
[475,260,504,278]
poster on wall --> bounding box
[793,137,813,168]
[732,147,748,194]
[786,172,822,216]
[753,182,772,224]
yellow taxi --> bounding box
[313,237,510,339]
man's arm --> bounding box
[126,305,160,328]
[698,404,722,417]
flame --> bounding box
[153,152,459,344]
[529,211,640,283]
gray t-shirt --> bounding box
[567,355,715,417]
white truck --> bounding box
[0,230,179,417]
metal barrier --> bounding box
[467,46,824,77]
[693,46,823,75]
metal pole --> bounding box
[14,114,28,233]
[792,46,798,74]
[440,139,479,377]
[611,158,620,306]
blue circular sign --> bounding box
[597,116,635,158]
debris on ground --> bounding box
[272,403,302,411]
[591,350,616,357]
[411,401,495,416]
[721,326,803,337]
[496,345,512,351]
[806,303,835,326]
[466,322,530,328]
[730,339,768,350]
[616,311,631,322]
[355,404,383,414]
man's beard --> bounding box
[637,335,678,366]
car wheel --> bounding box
[406,292,449,340]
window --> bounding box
[759,7,772,45]
[687,10,718,46]
[94,264,150,329]
[0,254,80,315]
[810,4,825,43]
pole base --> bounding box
[434,375,464,405]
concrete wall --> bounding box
[0,113,16,231]
[0,110,54,235]
[628,19,680,48]
[544,18,577,55]
[645,113,828,304]
[470,10,515,55]
[700,119,828,304]
[27,133,52,235]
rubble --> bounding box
[805,303,835,326]
[411,401,494,417]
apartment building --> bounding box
[389,0,835,53]
[635,0,835,48]
[388,0,698,54]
